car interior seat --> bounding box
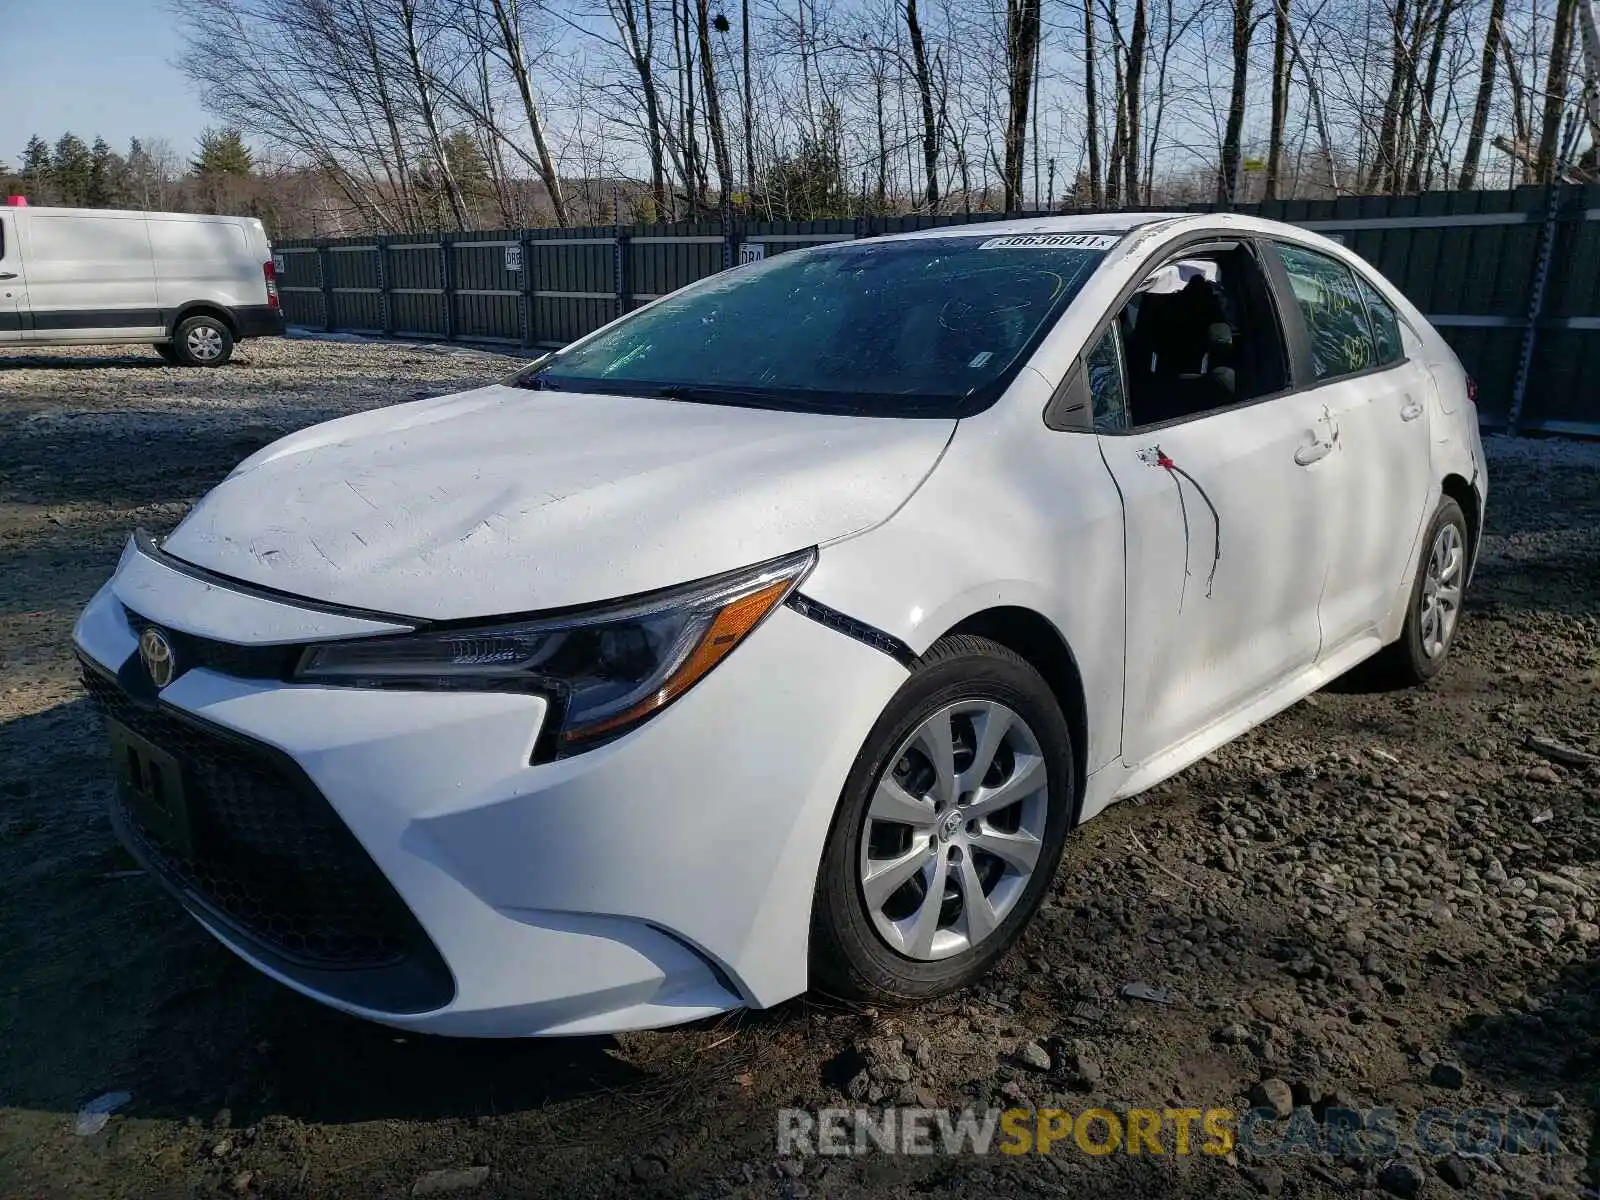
[1126,272,1236,425]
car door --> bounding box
[1265,242,1434,654]
[0,210,23,343]
[1089,247,1338,772]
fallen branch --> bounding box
[1526,734,1599,768]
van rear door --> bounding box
[23,210,160,340]
[0,210,23,342]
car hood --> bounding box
[160,384,955,620]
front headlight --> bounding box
[295,549,816,755]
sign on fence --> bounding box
[738,242,766,265]
[505,245,523,273]
[272,252,286,275]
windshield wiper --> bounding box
[653,384,822,411]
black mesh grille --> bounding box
[81,664,428,972]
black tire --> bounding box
[170,315,235,367]
[1373,495,1469,686]
[154,343,180,365]
[810,634,1076,1004]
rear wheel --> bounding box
[1375,495,1469,685]
[171,315,234,367]
[810,634,1075,1003]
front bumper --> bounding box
[73,541,907,1035]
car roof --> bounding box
[871,212,1191,243]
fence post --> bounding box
[440,238,455,342]
[720,202,735,271]
[318,243,335,332]
[518,231,534,348]
[1508,182,1566,435]
[613,229,631,321]
[377,238,393,338]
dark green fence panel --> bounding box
[325,245,382,331]
[449,238,521,342]
[274,245,324,327]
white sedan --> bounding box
[74,213,1486,1035]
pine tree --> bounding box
[191,127,253,177]
[87,136,126,208]
[21,135,52,203]
[52,132,93,206]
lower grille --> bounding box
[81,664,442,985]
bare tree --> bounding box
[695,0,735,205]
[904,0,944,211]
[742,0,757,190]
[1003,0,1043,209]
[1084,0,1105,205]
[1124,0,1149,204]
[1216,0,1257,204]
[478,0,569,224]
[1265,0,1291,198]
[1536,0,1580,179]
[1458,0,1509,186]
[1406,0,1457,190]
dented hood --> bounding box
[161,384,954,620]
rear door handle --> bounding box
[1399,399,1423,422]
[0,272,17,280]
[1294,439,1334,466]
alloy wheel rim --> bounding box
[186,326,223,361]
[859,699,1049,961]
[1420,521,1464,659]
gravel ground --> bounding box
[1,338,1598,1200]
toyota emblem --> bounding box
[138,626,177,688]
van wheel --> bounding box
[172,315,234,367]
[154,344,180,365]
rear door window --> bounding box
[1271,242,1377,381]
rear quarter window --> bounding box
[1356,276,1405,367]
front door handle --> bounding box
[0,272,17,280]
[1399,398,1423,422]
[1294,438,1334,466]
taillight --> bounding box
[1465,375,1478,406]
[263,260,280,309]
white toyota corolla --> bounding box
[75,213,1486,1035]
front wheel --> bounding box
[810,634,1075,1004]
[1375,495,1469,685]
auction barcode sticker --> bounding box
[978,233,1120,251]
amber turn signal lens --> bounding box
[560,577,794,744]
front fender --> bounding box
[803,402,1127,776]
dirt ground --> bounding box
[1,337,1598,1200]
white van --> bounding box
[0,202,284,366]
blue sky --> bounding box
[4,0,212,165]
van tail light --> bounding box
[1465,375,1478,406]
[263,260,280,310]
[4,195,27,206]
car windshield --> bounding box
[511,233,1116,417]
